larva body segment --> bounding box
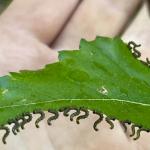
[130,124,137,137]
[20,112,32,129]
[33,110,45,128]
[120,120,131,132]
[93,110,103,131]
[0,125,10,144]
[134,128,150,140]
[134,128,144,140]
[130,124,142,137]
[47,109,59,126]
[127,41,150,67]
[69,108,80,121]
[128,41,141,58]
[63,107,73,117]
[105,117,115,129]
[18,116,26,130]
[76,108,89,124]
[7,119,19,135]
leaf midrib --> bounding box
[0,98,149,110]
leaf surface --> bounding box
[0,36,150,130]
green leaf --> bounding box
[0,0,12,14]
[0,36,150,143]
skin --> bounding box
[0,0,149,149]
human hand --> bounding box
[0,0,149,150]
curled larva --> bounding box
[33,110,45,128]
[47,109,59,126]
[105,117,115,129]
[93,110,103,131]
[134,128,150,140]
[128,41,141,58]
[128,41,150,67]
[70,108,80,121]
[20,112,32,129]
[130,124,142,137]
[63,107,73,117]
[7,119,19,135]
[120,120,131,132]
[76,108,89,124]
[0,125,10,144]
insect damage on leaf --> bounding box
[0,36,149,144]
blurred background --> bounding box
[0,0,150,150]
